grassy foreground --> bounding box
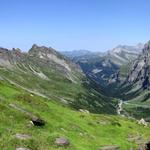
[0,80,150,150]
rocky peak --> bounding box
[11,48,23,58]
[12,48,22,53]
[28,44,81,74]
[136,42,144,49]
[29,44,55,55]
[31,44,38,49]
[0,47,8,55]
[28,44,65,60]
[110,44,142,55]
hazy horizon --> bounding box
[1,0,150,52]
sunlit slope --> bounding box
[0,45,115,114]
[0,80,150,150]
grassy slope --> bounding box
[122,89,150,121]
[0,58,116,115]
[0,80,150,150]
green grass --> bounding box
[0,60,116,114]
[0,80,150,150]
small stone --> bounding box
[55,137,70,146]
[79,132,84,136]
[60,128,66,132]
[16,148,30,150]
[15,134,31,140]
[79,109,90,114]
[100,145,120,150]
[128,135,142,142]
[97,121,108,125]
[137,141,150,150]
[30,94,34,97]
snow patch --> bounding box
[92,69,102,74]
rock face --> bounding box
[127,41,150,89]
[0,44,82,84]
[62,44,143,89]
[54,137,70,146]
[107,44,142,66]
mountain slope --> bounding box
[0,79,150,150]
[1,45,150,150]
[120,41,150,100]
[116,41,150,120]
[63,44,143,90]
[0,45,116,114]
[107,44,143,66]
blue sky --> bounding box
[0,0,150,51]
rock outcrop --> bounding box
[127,41,150,90]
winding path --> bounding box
[117,100,123,115]
[117,99,150,116]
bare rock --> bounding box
[99,145,120,150]
[15,134,31,140]
[16,148,30,150]
[137,141,150,150]
[79,109,90,114]
[55,137,70,146]
[128,135,142,142]
[31,117,45,126]
[138,118,148,126]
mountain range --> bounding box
[0,44,116,114]
[62,43,143,87]
[62,41,150,121]
[1,42,150,150]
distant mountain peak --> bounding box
[136,42,144,49]
[111,44,142,53]
[28,44,60,59]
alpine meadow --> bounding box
[1,0,150,150]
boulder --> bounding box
[137,141,150,150]
[146,142,150,150]
[54,137,70,146]
[138,118,148,126]
[31,117,45,126]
